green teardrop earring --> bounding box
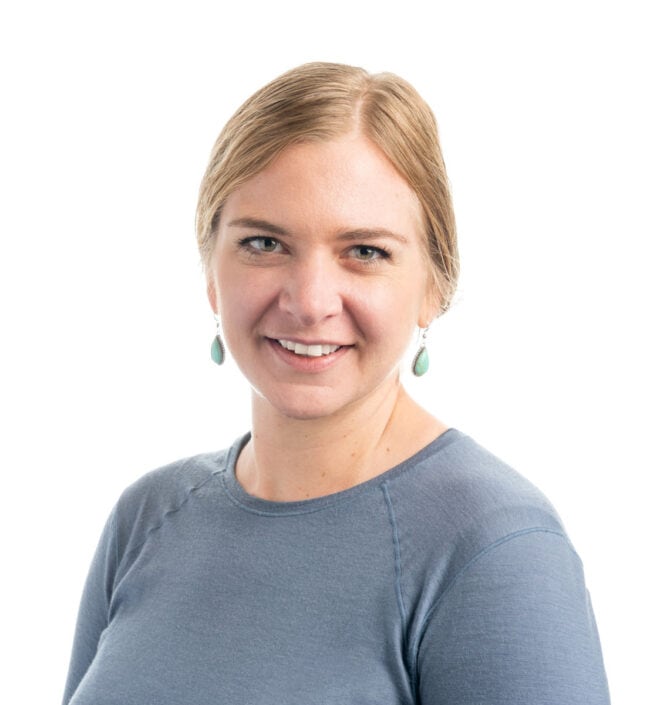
[210,315,225,366]
[412,327,429,377]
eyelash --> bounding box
[237,236,283,253]
[237,236,392,264]
[348,244,392,263]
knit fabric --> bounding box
[63,429,609,704]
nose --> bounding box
[278,253,343,327]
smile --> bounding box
[276,340,342,357]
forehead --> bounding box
[222,134,424,237]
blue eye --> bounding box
[240,236,282,253]
[350,245,390,261]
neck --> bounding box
[236,377,447,501]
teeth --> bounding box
[277,340,341,357]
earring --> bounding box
[210,315,225,365]
[412,327,429,377]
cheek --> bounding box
[351,280,420,340]
[216,266,276,335]
[220,283,264,322]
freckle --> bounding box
[350,452,356,458]
[321,471,326,477]
[386,447,391,453]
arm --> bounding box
[61,509,117,704]
[416,529,609,704]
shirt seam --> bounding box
[381,482,407,625]
[114,462,225,578]
[383,481,420,704]
[410,526,575,693]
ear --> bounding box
[418,279,444,327]
[206,278,219,316]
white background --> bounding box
[1,1,657,702]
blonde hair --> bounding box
[196,62,459,313]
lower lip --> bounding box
[266,338,351,372]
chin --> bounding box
[253,385,355,422]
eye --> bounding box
[349,245,391,262]
[239,236,283,253]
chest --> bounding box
[72,504,414,705]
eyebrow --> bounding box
[227,217,290,236]
[336,228,409,244]
[227,217,409,244]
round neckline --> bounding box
[219,428,462,516]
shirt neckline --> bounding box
[219,428,463,516]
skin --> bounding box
[207,131,447,501]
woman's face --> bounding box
[207,132,436,420]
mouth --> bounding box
[275,339,343,357]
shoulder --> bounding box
[398,434,609,703]
[384,429,571,583]
[388,429,564,531]
[117,447,229,515]
[110,442,236,565]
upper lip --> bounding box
[267,336,351,346]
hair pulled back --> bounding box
[196,62,459,312]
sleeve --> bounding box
[61,507,118,704]
[416,529,610,705]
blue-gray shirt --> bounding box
[63,429,609,704]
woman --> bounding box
[62,62,609,704]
